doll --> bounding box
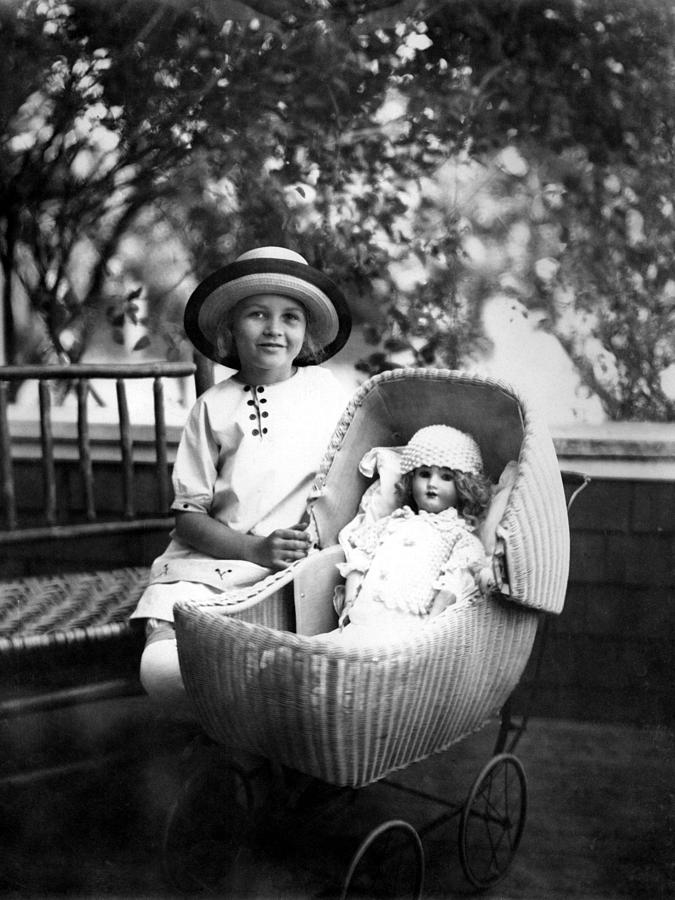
[333,424,493,643]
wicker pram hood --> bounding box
[308,368,569,615]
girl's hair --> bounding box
[214,301,322,367]
[395,468,492,525]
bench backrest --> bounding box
[0,362,196,549]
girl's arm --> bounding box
[174,511,310,571]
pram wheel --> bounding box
[458,752,527,890]
[340,819,424,900]
[162,762,254,893]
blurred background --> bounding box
[1,0,674,426]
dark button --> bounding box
[249,413,256,420]
[247,399,254,406]
[243,385,251,392]
[252,429,259,436]
[257,386,265,393]
[259,397,267,404]
[262,427,268,434]
[261,411,269,418]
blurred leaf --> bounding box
[383,337,408,352]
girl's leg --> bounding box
[140,621,196,721]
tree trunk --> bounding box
[1,222,16,367]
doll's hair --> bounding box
[395,468,492,525]
[214,301,322,367]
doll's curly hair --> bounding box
[395,468,492,526]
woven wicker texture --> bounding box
[173,368,568,786]
[174,597,538,787]
[0,567,150,653]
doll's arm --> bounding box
[430,532,489,614]
[343,570,365,609]
[335,552,369,626]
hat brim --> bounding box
[184,258,352,366]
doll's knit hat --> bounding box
[400,425,484,476]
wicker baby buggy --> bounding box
[166,368,572,897]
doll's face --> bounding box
[411,465,458,513]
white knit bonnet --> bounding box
[400,424,484,477]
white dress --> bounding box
[131,366,347,622]
[335,505,488,643]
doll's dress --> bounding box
[336,506,487,643]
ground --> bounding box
[0,698,673,899]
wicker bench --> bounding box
[0,361,198,719]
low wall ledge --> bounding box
[6,413,675,480]
[552,422,675,480]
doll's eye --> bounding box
[440,470,454,481]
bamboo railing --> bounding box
[0,362,195,544]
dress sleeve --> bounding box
[433,530,488,609]
[337,512,396,577]
[170,396,220,515]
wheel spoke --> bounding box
[458,753,527,890]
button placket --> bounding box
[244,385,270,437]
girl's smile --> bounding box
[231,294,308,383]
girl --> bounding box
[131,246,352,709]
[333,424,493,643]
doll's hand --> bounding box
[259,524,312,570]
[478,565,497,596]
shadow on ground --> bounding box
[0,697,673,899]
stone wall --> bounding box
[513,424,675,726]
[516,473,674,725]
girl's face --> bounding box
[231,294,308,383]
[411,465,458,513]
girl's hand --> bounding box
[258,523,311,570]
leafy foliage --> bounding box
[1,0,674,419]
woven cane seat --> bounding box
[0,566,149,655]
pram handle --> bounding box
[560,469,591,512]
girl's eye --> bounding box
[441,471,453,481]
[417,468,431,478]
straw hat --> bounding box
[400,425,484,476]
[184,246,352,366]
